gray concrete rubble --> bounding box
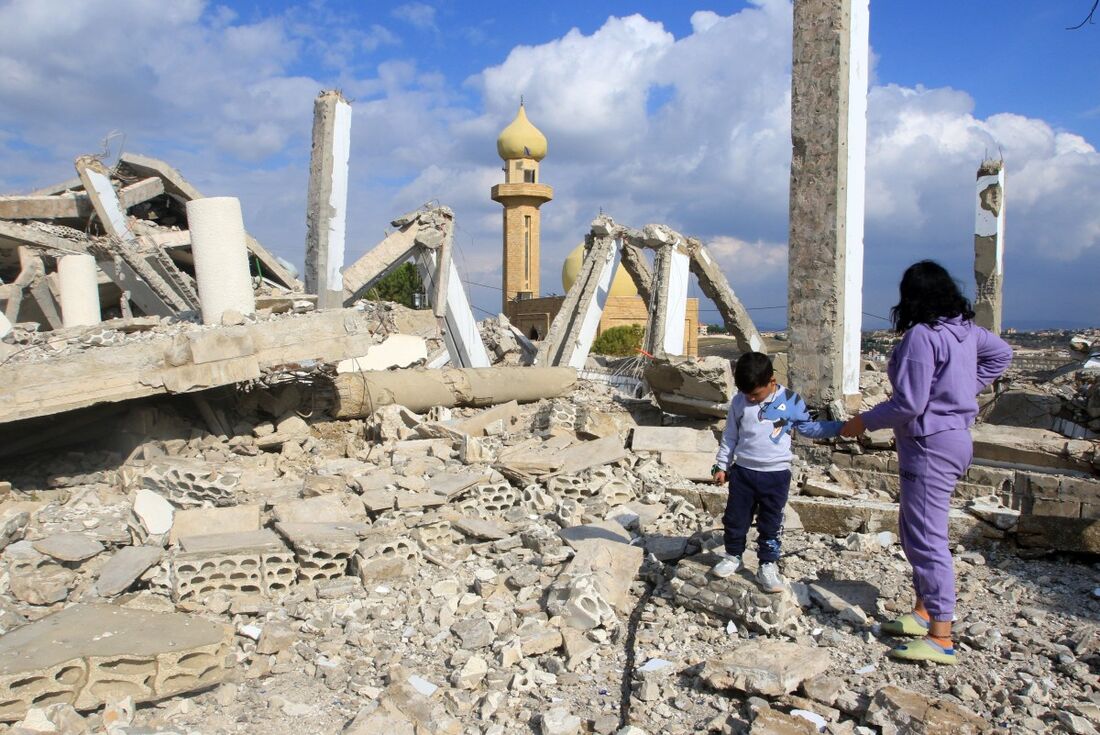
[0,604,233,722]
[2,153,298,336]
[0,346,1096,734]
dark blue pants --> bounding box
[722,464,791,562]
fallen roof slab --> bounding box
[0,306,434,426]
[0,603,233,721]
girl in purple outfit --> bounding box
[841,261,1012,665]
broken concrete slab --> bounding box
[169,504,260,544]
[700,639,830,696]
[93,546,163,597]
[556,435,629,476]
[1017,515,1100,554]
[669,555,801,634]
[0,307,413,427]
[31,533,104,562]
[864,685,990,734]
[274,521,369,582]
[789,496,1004,545]
[659,450,717,483]
[631,426,718,454]
[132,488,174,536]
[273,495,359,524]
[644,356,734,419]
[971,423,1097,474]
[6,541,75,606]
[0,603,233,721]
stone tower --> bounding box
[491,104,553,312]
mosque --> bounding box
[490,104,699,356]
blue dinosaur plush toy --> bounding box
[757,388,843,443]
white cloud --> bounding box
[0,0,1097,327]
[391,3,437,31]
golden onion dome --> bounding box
[496,104,547,161]
[561,243,639,298]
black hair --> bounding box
[734,352,774,393]
[890,260,975,334]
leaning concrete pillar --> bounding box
[185,197,256,325]
[305,91,352,309]
[787,0,869,407]
[973,160,1006,334]
[58,253,101,327]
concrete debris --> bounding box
[864,685,990,734]
[701,640,831,696]
[0,194,1097,735]
[0,604,232,722]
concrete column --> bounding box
[185,197,256,325]
[787,0,869,406]
[974,160,1006,334]
[305,91,352,309]
[58,254,101,327]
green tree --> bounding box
[591,324,645,356]
[365,262,424,308]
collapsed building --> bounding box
[1,5,1099,735]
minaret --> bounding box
[492,104,553,312]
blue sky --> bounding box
[1,0,1098,329]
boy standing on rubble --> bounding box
[711,352,841,592]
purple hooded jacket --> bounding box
[861,316,1013,438]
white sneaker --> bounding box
[757,562,786,593]
[712,554,742,578]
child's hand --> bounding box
[840,414,866,438]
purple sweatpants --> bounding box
[896,428,973,622]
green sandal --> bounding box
[888,637,957,665]
[880,612,930,637]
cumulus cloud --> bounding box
[0,0,1096,326]
[391,3,437,31]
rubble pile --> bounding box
[0,363,1098,735]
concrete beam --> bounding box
[117,152,301,290]
[787,0,869,405]
[617,240,654,305]
[536,217,623,368]
[0,220,90,256]
[684,238,765,354]
[974,159,1006,334]
[414,247,492,369]
[331,366,577,417]
[96,256,177,317]
[74,156,136,241]
[642,242,690,357]
[305,91,352,309]
[342,220,423,304]
[0,307,427,425]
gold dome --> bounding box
[497,104,547,161]
[561,243,639,298]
